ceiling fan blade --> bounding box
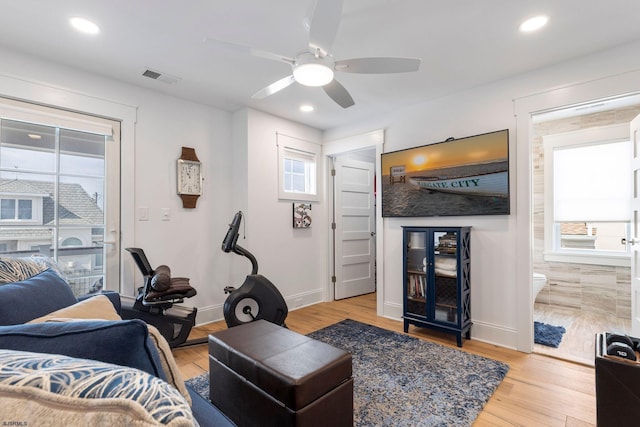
[334,57,421,74]
[251,75,296,99]
[203,37,294,64]
[323,79,354,108]
[308,0,343,55]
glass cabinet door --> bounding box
[405,230,427,317]
[433,231,458,325]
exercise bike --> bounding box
[122,212,286,345]
[221,211,288,328]
[123,247,207,348]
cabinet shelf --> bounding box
[402,226,472,347]
[435,300,456,309]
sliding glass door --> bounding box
[0,98,120,295]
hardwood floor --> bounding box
[534,302,630,366]
[173,293,597,426]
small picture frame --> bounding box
[293,203,312,228]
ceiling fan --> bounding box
[205,0,421,108]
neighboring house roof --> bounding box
[0,179,103,225]
[0,179,48,197]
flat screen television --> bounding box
[381,129,510,217]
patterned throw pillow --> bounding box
[0,349,196,426]
[0,256,67,284]
[0,257,48,284]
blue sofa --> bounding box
[0,262,235,426]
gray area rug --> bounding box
[186,319,508,426]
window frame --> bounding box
[277,133,321,202]
[0,98,120,293]
[543,123,631,267]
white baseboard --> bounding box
[382,301,403,320]
[194,304,225,327]
[193,295,521,351]
[469,320,519,350]
[286,289,325,310]
[382,300,519,350]
[193,288,325,327]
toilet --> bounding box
[533,273,547,300]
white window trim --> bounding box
[277,132,321,202]
[543,123,631,267]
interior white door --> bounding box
[333,157,375,299]
[631,113,640,337]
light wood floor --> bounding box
[173,293,597,426]
[534,302,630,366]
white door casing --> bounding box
[333,157,375,299]
[630,113,640,337]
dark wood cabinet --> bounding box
[402,226,471,347]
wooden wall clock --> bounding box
[177,146,202,208]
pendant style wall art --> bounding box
[292,203,312,228]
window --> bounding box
[61,237,83,247]
[0,97,120,295]
[0,199,14,219]
[543,123,631,266]
[283,153,316,194]
[0,198,32,220]
[277,133,320,202]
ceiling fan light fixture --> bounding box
[293,52,335,87]
[293,63,334,87]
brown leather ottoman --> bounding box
[209,320,353,427]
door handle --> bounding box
[104,228,118,246]
[622,238,639,245]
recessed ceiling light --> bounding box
[519,15,549,33]
[70,17,100,35]
[300,105,314,113]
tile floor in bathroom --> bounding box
[533,302,631,366]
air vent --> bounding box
[141,68,181,85]
[142,69,161,79]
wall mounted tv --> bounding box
[381,129,510,217]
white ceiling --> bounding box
[1,0,640,130]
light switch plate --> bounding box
[137,207,149,221]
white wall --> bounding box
[231,109,326,309]
[325,39,640,350]
[0,46,235,323]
